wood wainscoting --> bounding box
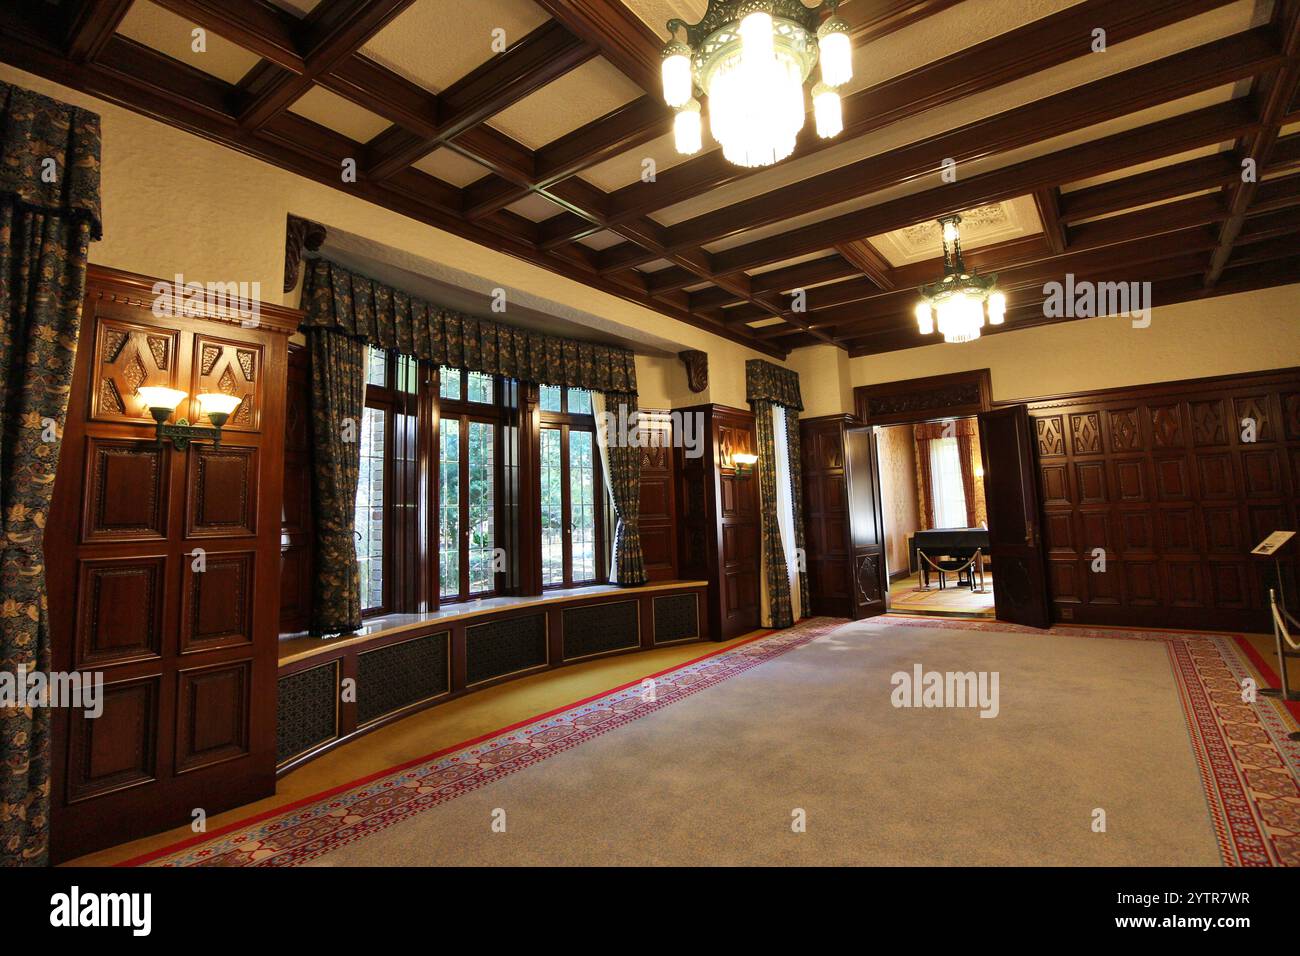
[638,408,679,582]
[45,266,298,863]
[1024,367,1299,633]
[275,582,708,774]
[676,405,760,640]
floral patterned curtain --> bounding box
[746,360,805,628]
[306,328,366,635]
[591,391,646,585]
[914,418,981,529]
[302,258,637,393]
[0,82,102,866]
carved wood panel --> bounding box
[1027,368,1299,632]
[47,269,290,862]
[186,443,258,537]
[638,410,678,582]
[190,335,263,432]
[90,317,181,423]
[75,556,166,667]
[81,439,168,542]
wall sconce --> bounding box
[137,386,241,449]
[732,452,758,479]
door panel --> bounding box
[845,426,889,618]
[979,405,1052,628]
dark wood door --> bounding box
[845,426,889,618]
[979,405,1051,628]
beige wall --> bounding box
[1,63,776,410]
[849,284,1300,404]
[784,344,854,418]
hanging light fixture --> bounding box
[661,1,853,168]
[914,215,1005,344]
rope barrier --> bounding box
[916,548,982,575]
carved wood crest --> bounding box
[679,349,708,393]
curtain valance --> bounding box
[915,418,978,441]
[745,359,803,411]
[302,258,637,394]
[0,82,102,239]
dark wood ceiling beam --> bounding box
[1203,0,1300,287]
[1270,131,1300,171]
[1058,153,1240,224]
[528,0,662,93]
[152,0,306,72]
[1034,188,1068,255]
[816,229,1221,340]
[237,0,417,130]
[65,0,134,62]
[836,240,896,290]
[605,27,1280,270]
[783,196,1230,330]
[364,21,596,180]
[0,25,786,359]
[841,254,1219,353]
[1250,171,1300,213]
[565,0,1245,247]
[711,100,1258,276]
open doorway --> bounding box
[876,417,995,619]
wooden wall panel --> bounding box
[675,404,759,641]
[279,343,313,634]
[637,410,678,582]
[1026,367,1299,632]
[46,266,297,862]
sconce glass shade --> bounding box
[195,392,243,420]
[136,386,188,413]
[733,452,759,466]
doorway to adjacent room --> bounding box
[876,416,995,619]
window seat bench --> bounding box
[275,580,708,774]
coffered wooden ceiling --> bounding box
[5,0,1298,358]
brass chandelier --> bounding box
[660,0,853,168]
[914,216,1006,344]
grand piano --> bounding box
[908,527,991,586]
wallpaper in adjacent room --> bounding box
[876,424,919,577]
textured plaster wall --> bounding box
[849,285,1300,404]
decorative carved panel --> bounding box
[1036,416,1064,457]
[1189,400,1226,446]
[1149,403,1183,448]
[1108,408,1143,451]
[66,676,159,803]
[190,335,262,432]
[1069,412,1102,455]
[1232,395,1273,443]
[181,550,254,653]
[75,556,165,667]
[82,439,167,542]
[90,317,180,423]
[678,349,708,393]
[175,661,251,773]
[186,443,257,537]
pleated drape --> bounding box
[0,81,102,866]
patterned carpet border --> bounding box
[121,615,1300,867]
[868,614,1300,867]
[124,618,845,867]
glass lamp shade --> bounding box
[739,11,775,65]
[674,98,703,155]
[812,83,842,138]
[732,452,759,466]
[195,392,243,422]
[817,18,853,87]
[136,386,188,413]
[935,291,986,344]
[661,42,693,108]
[915,302,935,335]
[988,291,1007,324]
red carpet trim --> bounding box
[121,616,1299,867]
[124,618,843,867]
[870,615,1300,867]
